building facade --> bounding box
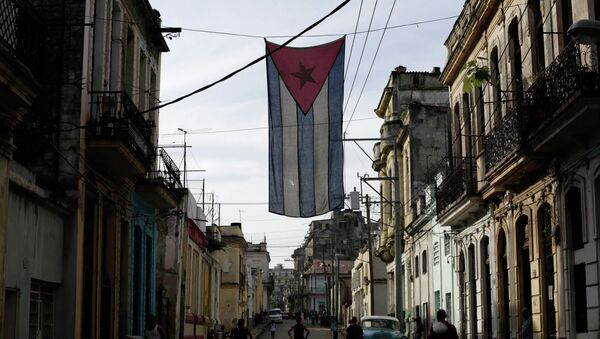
[436,0,600,337]
[246,240,271,325]
[269,264,295,312]
[2,0,172,338]
[372,66,449,330]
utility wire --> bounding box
[344,0,397,134]
[342,0,378,116]
[344,0,364,80]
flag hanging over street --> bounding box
[266,37,345,217]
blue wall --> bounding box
[128,193,157,335]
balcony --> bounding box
[436,157,482,226]
[379,118,402,155]
[87,91,155,178]
[483,42,599,197]
[0,0,44,77]
[372,142,383,171]
[136,148,183,209]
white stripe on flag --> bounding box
[313,78,330,214]
[280,77,300,216]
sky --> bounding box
[152,0,465,268]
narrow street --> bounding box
[269,320,332,339]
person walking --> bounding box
[289,317,310,339]
[270,321,278,339]
[346,317,363,339]
[231,319,253,339]
[520,308,533,339]
[330,319,338,339]
[145,314,166,339]
[428,310,458,339]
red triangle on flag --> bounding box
[266,38,344,114]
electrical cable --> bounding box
[342,0,378,116]
[344,0,397,134]
[344,0,364,80]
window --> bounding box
[422,250,428,274]
[490,47,501,124]
[508,19,524,104]
[453,103,462,161]
[433,242,440,266]
[434,291,441,312]
[596,176,600,235]
[559,0,573,51]
[566,187,584,249]
[445,293,452,322]
[29,281,55,339]
[474,87,485,154]
[574,263,588,332]
[462,93,472,158]
[415,256,419,277]
[529,0,545,74]
[444,234,451,255]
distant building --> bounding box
[269,264,295,311]
[246,239,271,325]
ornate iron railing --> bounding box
[526,42,600,127]
[436,157,477,216]
[0,0,44,75]
[484,105,526,171]
[484,42,599,172]
[149,148,183,190]
[88,91,155,164]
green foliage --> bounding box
[462,60,490,93]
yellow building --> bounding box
[216,223,249,330]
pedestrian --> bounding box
[428,310,458,339]
[346,317,363,339]
[288,316,310,339]
[270,321,277,339]
[217,325,226,339]
[330,319,338,339]
[231,319,253,339]
[413,316,423,339]
[145,314,166,339]
[520,308,533,339]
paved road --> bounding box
[266,320,333,339]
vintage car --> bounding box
[361,316,407,339]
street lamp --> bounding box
[568,19,600,44]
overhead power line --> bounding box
[178,15,459,39]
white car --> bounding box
[268,308,283,323]
[361,316,407,339]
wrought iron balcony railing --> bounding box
[0,0,44,75]
[526,42,600,128]
[435,157,477,216]
[484,105,526,172]
[148,148,183,190]
[484,42,599,172]
[88,91,155,164]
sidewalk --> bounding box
[250,323,266,339]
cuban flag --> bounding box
[266,37,345,217]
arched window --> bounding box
[489,47,501,124]
[537,203,556,337]
[458,251,466,337]
[480,237,492,339]
[516,215,532,313]
[497,229,510,339]
[528,0,545,74]
[415,255,419,278]
[468,244,477,337]
[565,187,584,249]
[422,250,428,274]
[453,102,462,161]
[508,19,524,105]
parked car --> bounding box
[361,316,407,339]
[282,312,290,319]
[268,308,283,323]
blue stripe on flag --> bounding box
[328,44,345,210]
[267,56,284,214]
[297,106,315,217]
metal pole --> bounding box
[202,179,205,211]
[393,141,404,328]
[366,195,375,316]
